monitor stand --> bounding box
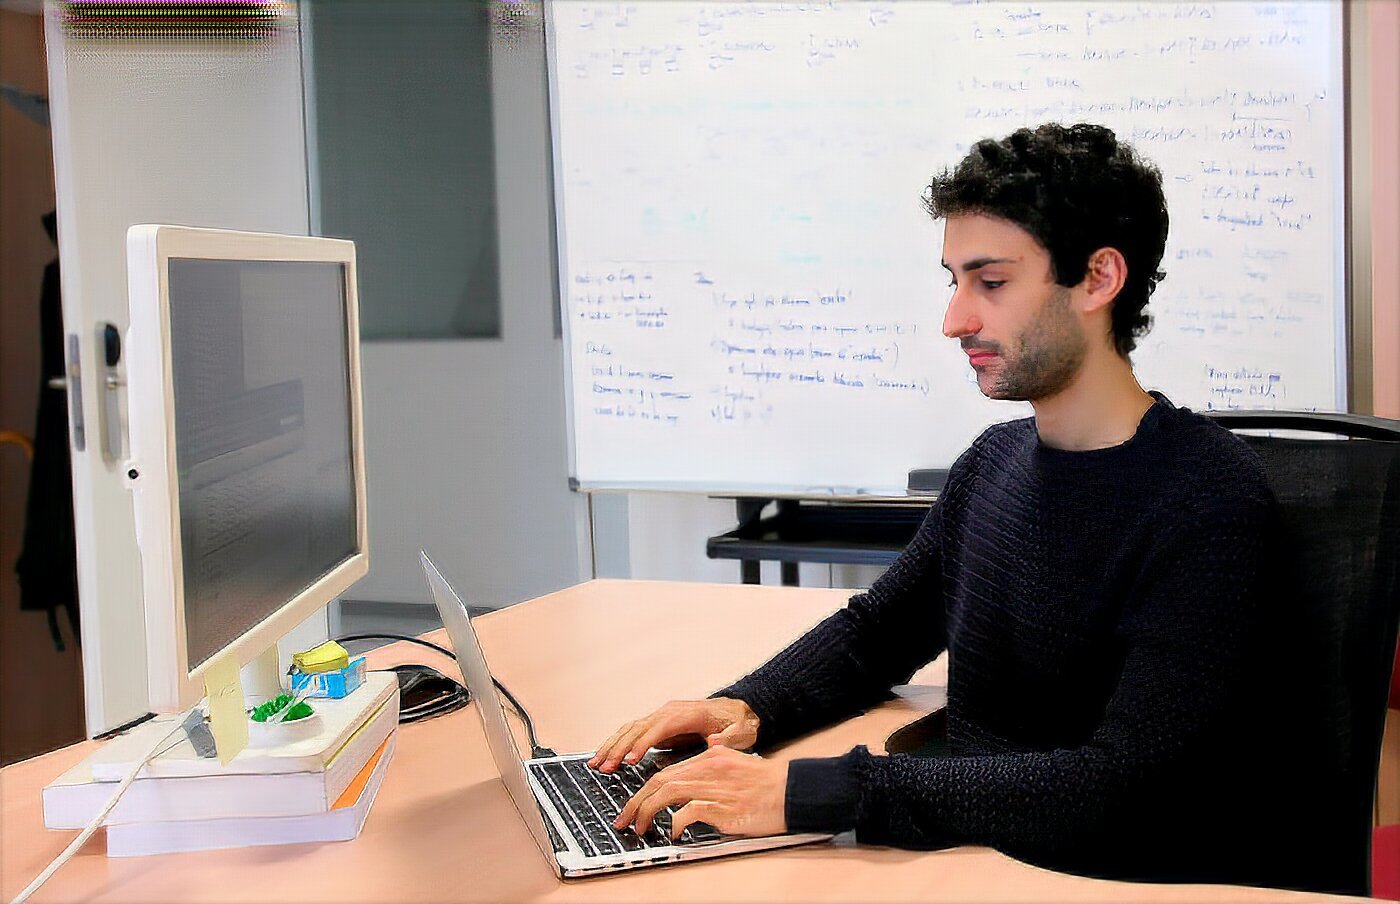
[240,645,285,706]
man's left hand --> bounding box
[613,746,788,840]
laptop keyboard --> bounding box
[529,758,724,857]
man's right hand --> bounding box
[588,697,760,773]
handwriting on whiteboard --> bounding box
[553,1,1342,486]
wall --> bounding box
[45,8,327,733]
[1370,0,1400,419]
[0,7,85,764]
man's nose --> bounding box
[942,287,982,339]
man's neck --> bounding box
[1030,349,1156,451]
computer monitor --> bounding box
[125,225,368,713]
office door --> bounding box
[303,1,588,615]
[44,7,328,734]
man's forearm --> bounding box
[712,605,915,748]
[713,513,949,747]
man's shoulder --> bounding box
[969,415,1038,457]
[1153,404,1274,511]
[944,416,1036,485]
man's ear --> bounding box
[1079,247,1127,315]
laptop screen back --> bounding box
[420,552,561,872]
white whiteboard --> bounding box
[547,0,1347,495]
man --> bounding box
[590,123,1344,892]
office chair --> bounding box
[1206,410,1400,897]
[1375,641,1400,900]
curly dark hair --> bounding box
[923,123,1168,357]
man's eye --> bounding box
[982,280,1006,290]
[947,278,958,288]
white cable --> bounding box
[10,710,194,904]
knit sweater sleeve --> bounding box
[711,494,951,750]
[786,494,1275,854]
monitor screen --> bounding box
[167,258,358,672]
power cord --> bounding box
[11,709,194,904]
[334,632,555,757]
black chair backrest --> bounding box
[1207,410,1400,894]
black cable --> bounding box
[337,632,457,663]
[93,710,157,741]
[334,632,555,756]
[385,664,470,724]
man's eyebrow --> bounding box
[944,256,1018,273]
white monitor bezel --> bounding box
[126,224,369,713]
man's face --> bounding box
[940,213,1088,402]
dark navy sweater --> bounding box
[716,394,1346,892]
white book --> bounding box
[92,672,399,779]
[42,676,399,829]
[106,734,395,857]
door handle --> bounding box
[65,333,85,452]
[97,322,123,463]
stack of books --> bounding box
[42,672,399,857]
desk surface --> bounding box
[0,580,1379,903]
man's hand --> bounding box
[613,746,788,840]
[588,698,760,773]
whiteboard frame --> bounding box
[545,0,1358,496]
[543,1,582,493]
[1329,0,1354,415]
[574,480,918,502]
[1345,0,1373,415]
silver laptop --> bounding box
[420,551,832,878]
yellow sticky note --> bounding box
[203,656,248,765]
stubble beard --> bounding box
[988,286,1088,402]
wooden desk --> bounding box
[0,580,1380,902]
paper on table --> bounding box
[203,656,248,765]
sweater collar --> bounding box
[1033,390,1173,460]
